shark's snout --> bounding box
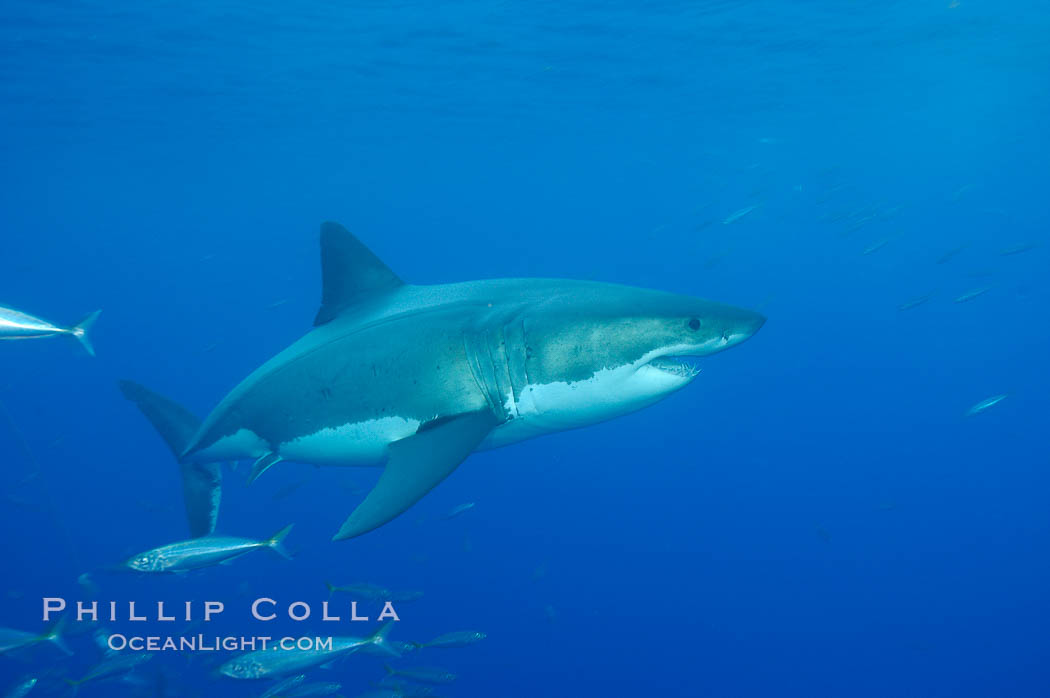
[744,311,766,337]
[723,309,765,348]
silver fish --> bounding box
[0,306,100,356]
[862,238,889,255]
[443,502,475,519]
[373,681,438,697]
[220,623,398,680]
[283,682,343,697]
[325,581,422,603]
[124,524,293,572]
[954,286,992,303]
[65,652,153,690]
[77,572,99,597]
[261,674,305,698]
[3,677,37,698]
[0,618,69,656]
[383,664,457,684]
[325,581,388,600]
[897,293,934,311]
[722,204,757,225]
[92,626,118,656]
[388,640,420,655]
[965,394,1007,417]
[1000,242,1038,256]
[414,630,486,649]
[936,244,968,264]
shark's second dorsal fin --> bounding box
[314,221,403,326]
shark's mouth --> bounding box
[647,356,701,379]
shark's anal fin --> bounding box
[119,380,220,538]
[332,410,497,541]
[314,221,404,326]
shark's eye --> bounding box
[687,317,701,331]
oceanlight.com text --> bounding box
[107,634,334,652]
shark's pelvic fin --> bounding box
[332,410,497,541]
[314,221,404,326]
[248,452,282,484]
[118,380,221,538]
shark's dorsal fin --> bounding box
[314,221,403,326]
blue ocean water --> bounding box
[1,1,1048,696]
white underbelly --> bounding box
[479,417,556,450]
[481,363,684,450]
[191,428,270,462]
[276,416,421,466]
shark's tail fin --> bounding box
[118,380,199,457]
[119,380,220,538]
[368,621,401,658]
[70,310,101,357]
[264,524,295,560]
[39,615,72,655]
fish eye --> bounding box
[687,317,701,331]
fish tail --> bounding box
[369,621,401,658]
[64,678,82,696]
[384,664,396,676]
[325,580,336,597]
[265,523,295,559]
[70,309,101,357]
[41,614,72,655]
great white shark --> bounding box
[122,222,765,541]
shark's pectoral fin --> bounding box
[314,221,404,326]
[332,411,497,541]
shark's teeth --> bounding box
[647,357,701,378]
